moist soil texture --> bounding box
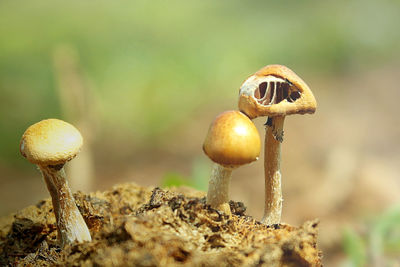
[0,183,321,266]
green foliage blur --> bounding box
[342,206,400,266]
[1,0,399,167]
[161,157,209,191]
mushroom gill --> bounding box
[253,77,301,106]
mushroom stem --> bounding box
[206,163,233,215]
[261,115,285,225]
[39,164,92,247]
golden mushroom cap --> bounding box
[20,119,83,166]
[238,64,317,119]
[203,110,261,167]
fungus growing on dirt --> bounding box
[238,65,317,225]
[20,118,92,246]
[203,110,261,215]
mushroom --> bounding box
[203,110,261,215]
[20,118,92,246]
[238,65,317,225]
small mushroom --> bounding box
[20,119,92,246]
[203,110,261,215]
[238,65,317,225]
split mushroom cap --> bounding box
[203,110,261,167]
[238,64,317,119]
[20,119,83,166]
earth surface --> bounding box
[0,183,321,266]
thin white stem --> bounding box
[262,116,285,225]
[40,165,91,247]
[206,163,233,215]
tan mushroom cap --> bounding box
[20,119,83,166]
[238,64,317,119]
[203,110,261,167]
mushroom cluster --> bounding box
[20,119,91,247]
[18,64,315,251]
[203,64,316,224]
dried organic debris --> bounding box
[0,183,321,266]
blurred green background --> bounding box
[1,0,400,265]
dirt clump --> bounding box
[0,183,321,266]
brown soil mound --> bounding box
[0,183,321,266]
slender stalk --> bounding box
[206,163,233,215]
[53,45,96,192]
[39,165,91,247]
[262,116,285,225]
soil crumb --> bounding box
[0,183,321,266]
